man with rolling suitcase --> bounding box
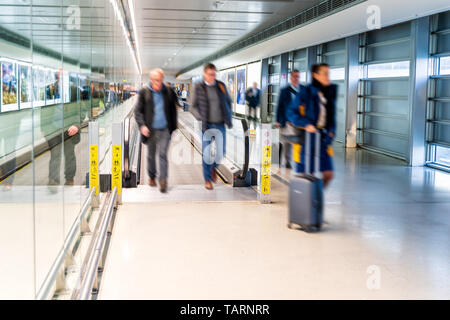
[286,63,337,231]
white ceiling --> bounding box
[134,0,322,75]
[0,0,132,73]
[178,0,450,79]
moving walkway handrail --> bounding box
[78,187,117,300]
[239,118,250,180]
[123,107,135,179]
[36,187,97,300]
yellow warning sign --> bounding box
[262,175,271,194]
[262,145,271,194]
[89,145,99,195]
[112,145,122,195]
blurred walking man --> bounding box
[275,69,305,169]
[287,63,337,187]
[189,63,233,190]
[245,82,261,120]
[135,68,178,193]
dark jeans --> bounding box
[49,136,77,183]
[147,128,171,180]
[201,123,226,182]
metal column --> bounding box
[408,17,430,166]
[306,46,318,84]
[345,35,360,148]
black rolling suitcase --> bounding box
[288,131,324,232]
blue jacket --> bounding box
[276,84,305,127]
[287,83,337,138]
[245,88,260,108]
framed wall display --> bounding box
[227,69,236,112]
[235,67,246,115]
[1,60,19,112]
[219,70,227,84]
[19,63,32,109]
[33,67,46,107]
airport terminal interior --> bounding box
[0,0,449,300]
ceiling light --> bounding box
[128,0,142,74]
[109,0,141,75]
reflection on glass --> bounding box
[33,67,45,107]
[19,64,32,109]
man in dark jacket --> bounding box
[275,69,305,169]
[287,63,337,187]
[135,68,178,193]
[245,82,260,120]
[189,63,232,190]
[43,102,82,188]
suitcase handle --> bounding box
[304,131,321,177]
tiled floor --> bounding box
[98,144,450,299]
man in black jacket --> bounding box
[245,82,261,120]
[275,69,304,169]
[189,63,232,190]
[135,68,178,193]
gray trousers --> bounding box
[49,137,77,183]
[147,128,171,180]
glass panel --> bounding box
[32,1,65,295]
[367,22,411,44]
[330,67,345,81]
[0,1,35,299]
[439,56,450,75]
[367,61,410,78]
[434,145,450,166]
[366,41,411,62]
[323,53,345,67]
[362,130,409,157]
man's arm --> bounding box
[134,88,150,137]
[275,88,285,127]
[170,87,178,132]
[134,89,146,128]
[187,83,201,120]
[286,89,314,131]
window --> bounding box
[329,67,345,81]
[439,56,450,75]
[366,61,410,78]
